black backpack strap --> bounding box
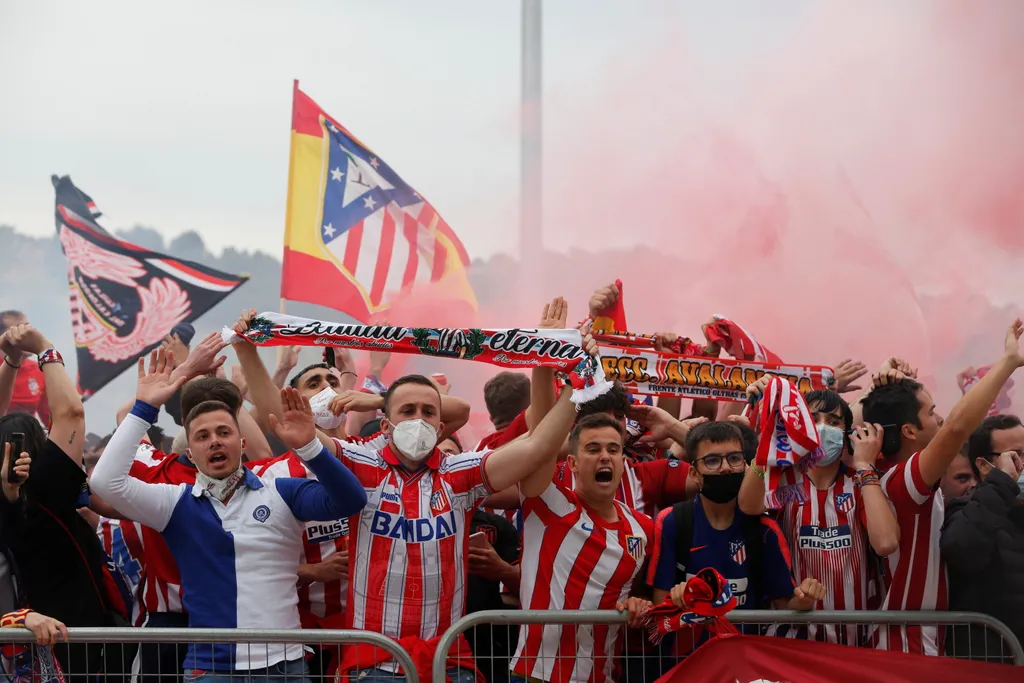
[742,513,767,608]
[672,500,695,586]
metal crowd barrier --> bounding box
[0,627,419,682]
[433,609,1024,682]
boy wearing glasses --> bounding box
[647,421,825,654]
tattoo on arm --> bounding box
[68,430,76,446]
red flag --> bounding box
[656,634,1018,683]
[592,279,628,333]
[704,315,782,363]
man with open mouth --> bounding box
[510,411,654,683]
[92,348,368,683]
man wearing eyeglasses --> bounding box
[941,414,1024,664]
[647,420,825,655]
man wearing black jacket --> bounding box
[941,414,1024,664]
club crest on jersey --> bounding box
[477,524,497,545]
[626,535,644,561]
[430,489,450,513]
[252,505,271,523]
[835,492,854,513]
[27,378,40,396]
[730,540,746,565]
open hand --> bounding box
[1004,318,1024,368]
[174,332,227,379]
[539,296,568,330]
[136,349,188,408]
[269,387,317,450]
[161,333,190,367]
[833,359,868,393]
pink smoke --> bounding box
[529,0,1024,412]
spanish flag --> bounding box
[281,81,476,322]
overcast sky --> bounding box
[0,0,810,260]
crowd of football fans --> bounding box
[1,283,1023,683]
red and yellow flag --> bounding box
[281,82,475,322]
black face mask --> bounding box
[700,471,745,504]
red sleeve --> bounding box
[881,453,933,513]
[476,411,529,451]
[633,459,691,509]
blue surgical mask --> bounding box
[816,424,845,467]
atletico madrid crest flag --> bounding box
[52,175,248,399]
[280,82,476,322]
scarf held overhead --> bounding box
[755,377,821,508]
[223,313,609,403]
[596,336,834,403]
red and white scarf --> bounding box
[754,377,821,508]
[704,314,781,363]
[223,312,610,404]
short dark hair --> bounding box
[685,421,745,462]
[383,375,440,418]
[0,412,47,463]
[861,380,925,456]
[147,425,165,449]
[181,377,243,420]
[483,372,530,427]
[568,413,625,454]
[184,400,239,436]
[0,310,25,334]
[440,434,463,453]
[359,417,383,439]
[967,414,1023,479]
[289,363,331,389]
[805,389,854,453]
[576,381,630,419]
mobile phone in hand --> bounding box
[6,432,25,485]
[469,531,488,548]
[325,347,336,368]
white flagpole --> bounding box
[520,0,543,306]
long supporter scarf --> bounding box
[641,568,738,646]
[754,377,821,508]
[596,336,834,403]
[223,313,609,404]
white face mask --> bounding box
[308,386,344,430]
[391,419,438,462]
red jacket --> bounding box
[8,359,49,424]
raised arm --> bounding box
[0,332,20,416]
[269,387,367,520]
[90,350,189,531]
[492,388,577,497]
[8,325,84,464]
[918,320,1024,487]
[851,423,899,556]
[524,297,567,431]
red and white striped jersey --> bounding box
[873,452,947,655]
[119,444,196,621]
[334,438,492,643]
[775,469,874,644]
[512,482,653,683]
[250,431,386,626]
[554,458,690,517]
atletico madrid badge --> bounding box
[430,490,449,512]
[835,493,854,513]
[626,535,644,561]
[730,541,746,565]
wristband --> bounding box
[130,400,160,425]
[37,349,64,368]
[340,371,357,378]
[3,357,20,369]
[295,436,325,462]
[751,465,766,480]
[853,469,881,488]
